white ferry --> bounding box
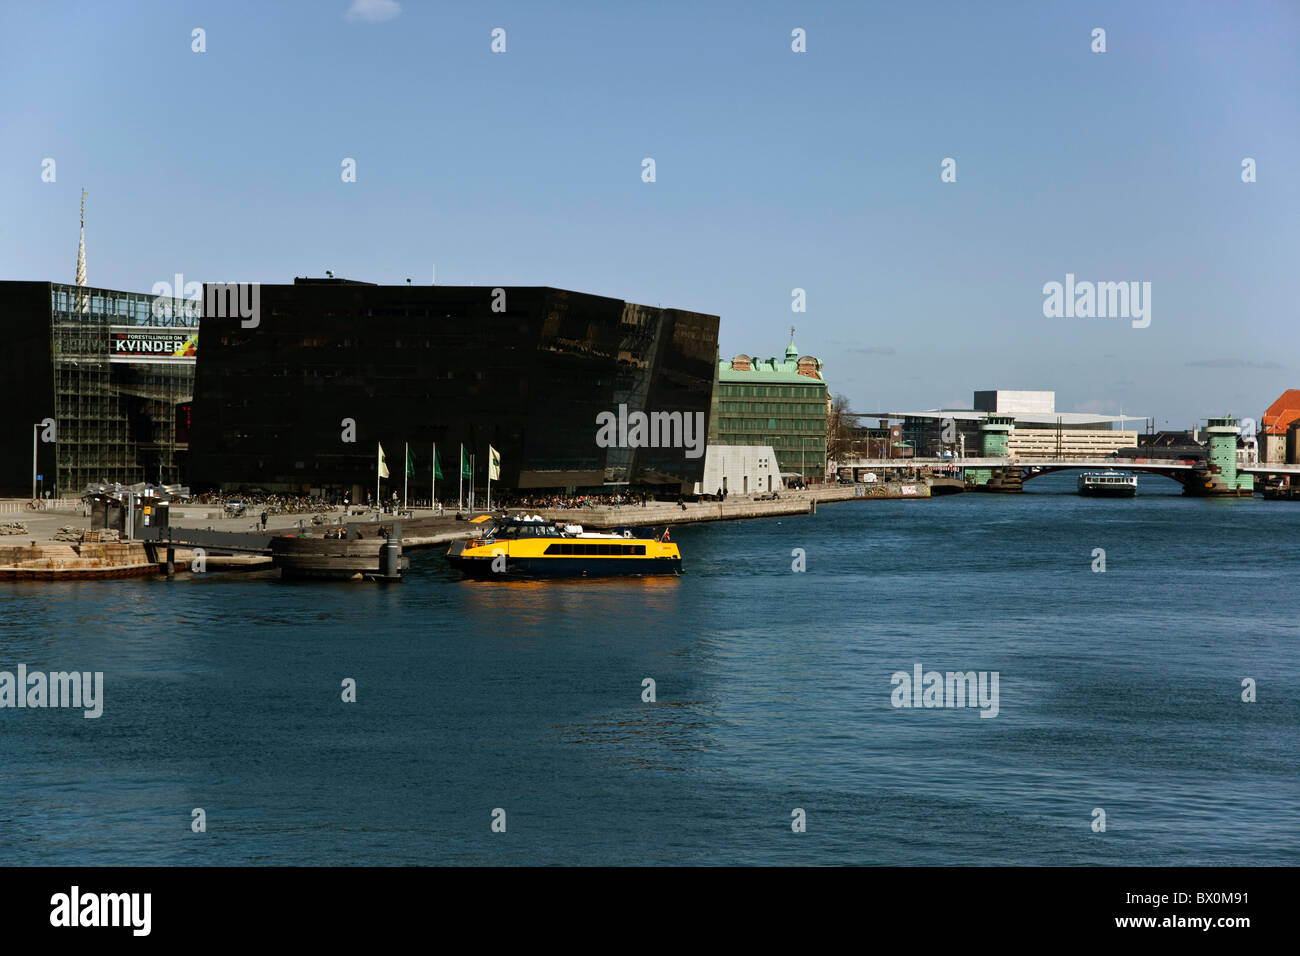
[1077,471,1138,497]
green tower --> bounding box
[970,415,1017,490]
[1190,417,1253,497]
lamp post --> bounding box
[32,423,39,501]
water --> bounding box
[2,473,1298,865]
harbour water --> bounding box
[2,472,1297,865]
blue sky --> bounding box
[3,0,1297,428]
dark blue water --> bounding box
[3,473,1298,865]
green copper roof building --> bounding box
[708,332,828,478]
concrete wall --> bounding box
[694,445,783,496]
[541,482,929,528]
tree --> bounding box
[827,393,856,465]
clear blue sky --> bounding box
[3,0,1297,428]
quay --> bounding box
[0,480,937,579]
[531,480,933,529]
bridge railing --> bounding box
[841,457,1197,470]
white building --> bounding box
[693,445,783,496]
[973,390,1056,415]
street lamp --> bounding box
[32,423,38,500]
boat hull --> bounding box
[446,516,682,578]
[1078,485,1137,498]
[448,554,681,578]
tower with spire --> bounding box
[75,189,88,313]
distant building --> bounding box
[1129,430,1205,461]
[709,334,828,479]
[885,391,1139,459]
[1261,389,1300,463]
[841,420,903,461]
[0,280,198,497]
[973,390,1056,415]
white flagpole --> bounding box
[403,442,409,513]
[375,443,380,514]
[459,443,464,512]
[432,442,436,513]
[470,454,475,512]
[488,457,492,512]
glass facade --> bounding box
[0,281,198,496]
[188,281,719,495]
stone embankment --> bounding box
[532,481,932,529]
[0,537,159,579]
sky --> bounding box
[2,0,1297,429]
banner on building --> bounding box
[108,326,198,364]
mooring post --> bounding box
[165,546,175,577]
[381,521,402,581]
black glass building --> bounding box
[0,280,198,497]
[188,280,719,497]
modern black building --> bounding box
[189,280,719,497]
[0,280,198,498]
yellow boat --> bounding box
[446,515,682,578]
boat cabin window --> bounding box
[503,523,557,537]
[543,543,647,556]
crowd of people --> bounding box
[193,482,831,521]
[191,491,337,516]
[493,492,654,511]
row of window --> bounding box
[718,418,825,431]
[51,290,198,327]
[542,543,647,556]
[720,435,824,448]
[719,402,826,414]
[719,385,826,398]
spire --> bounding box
[785,325,798,361]
[75,187,87,287]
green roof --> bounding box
[718,355,825,385]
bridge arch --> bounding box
[1019,464,1192,487]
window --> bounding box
[544,542,646,556]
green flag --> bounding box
[432,445,444,480]
[406,445,416,479]
[461,446,471,479]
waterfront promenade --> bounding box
[530,481,929,529]
[0,481,931,574]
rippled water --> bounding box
[2,473,1297,865]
